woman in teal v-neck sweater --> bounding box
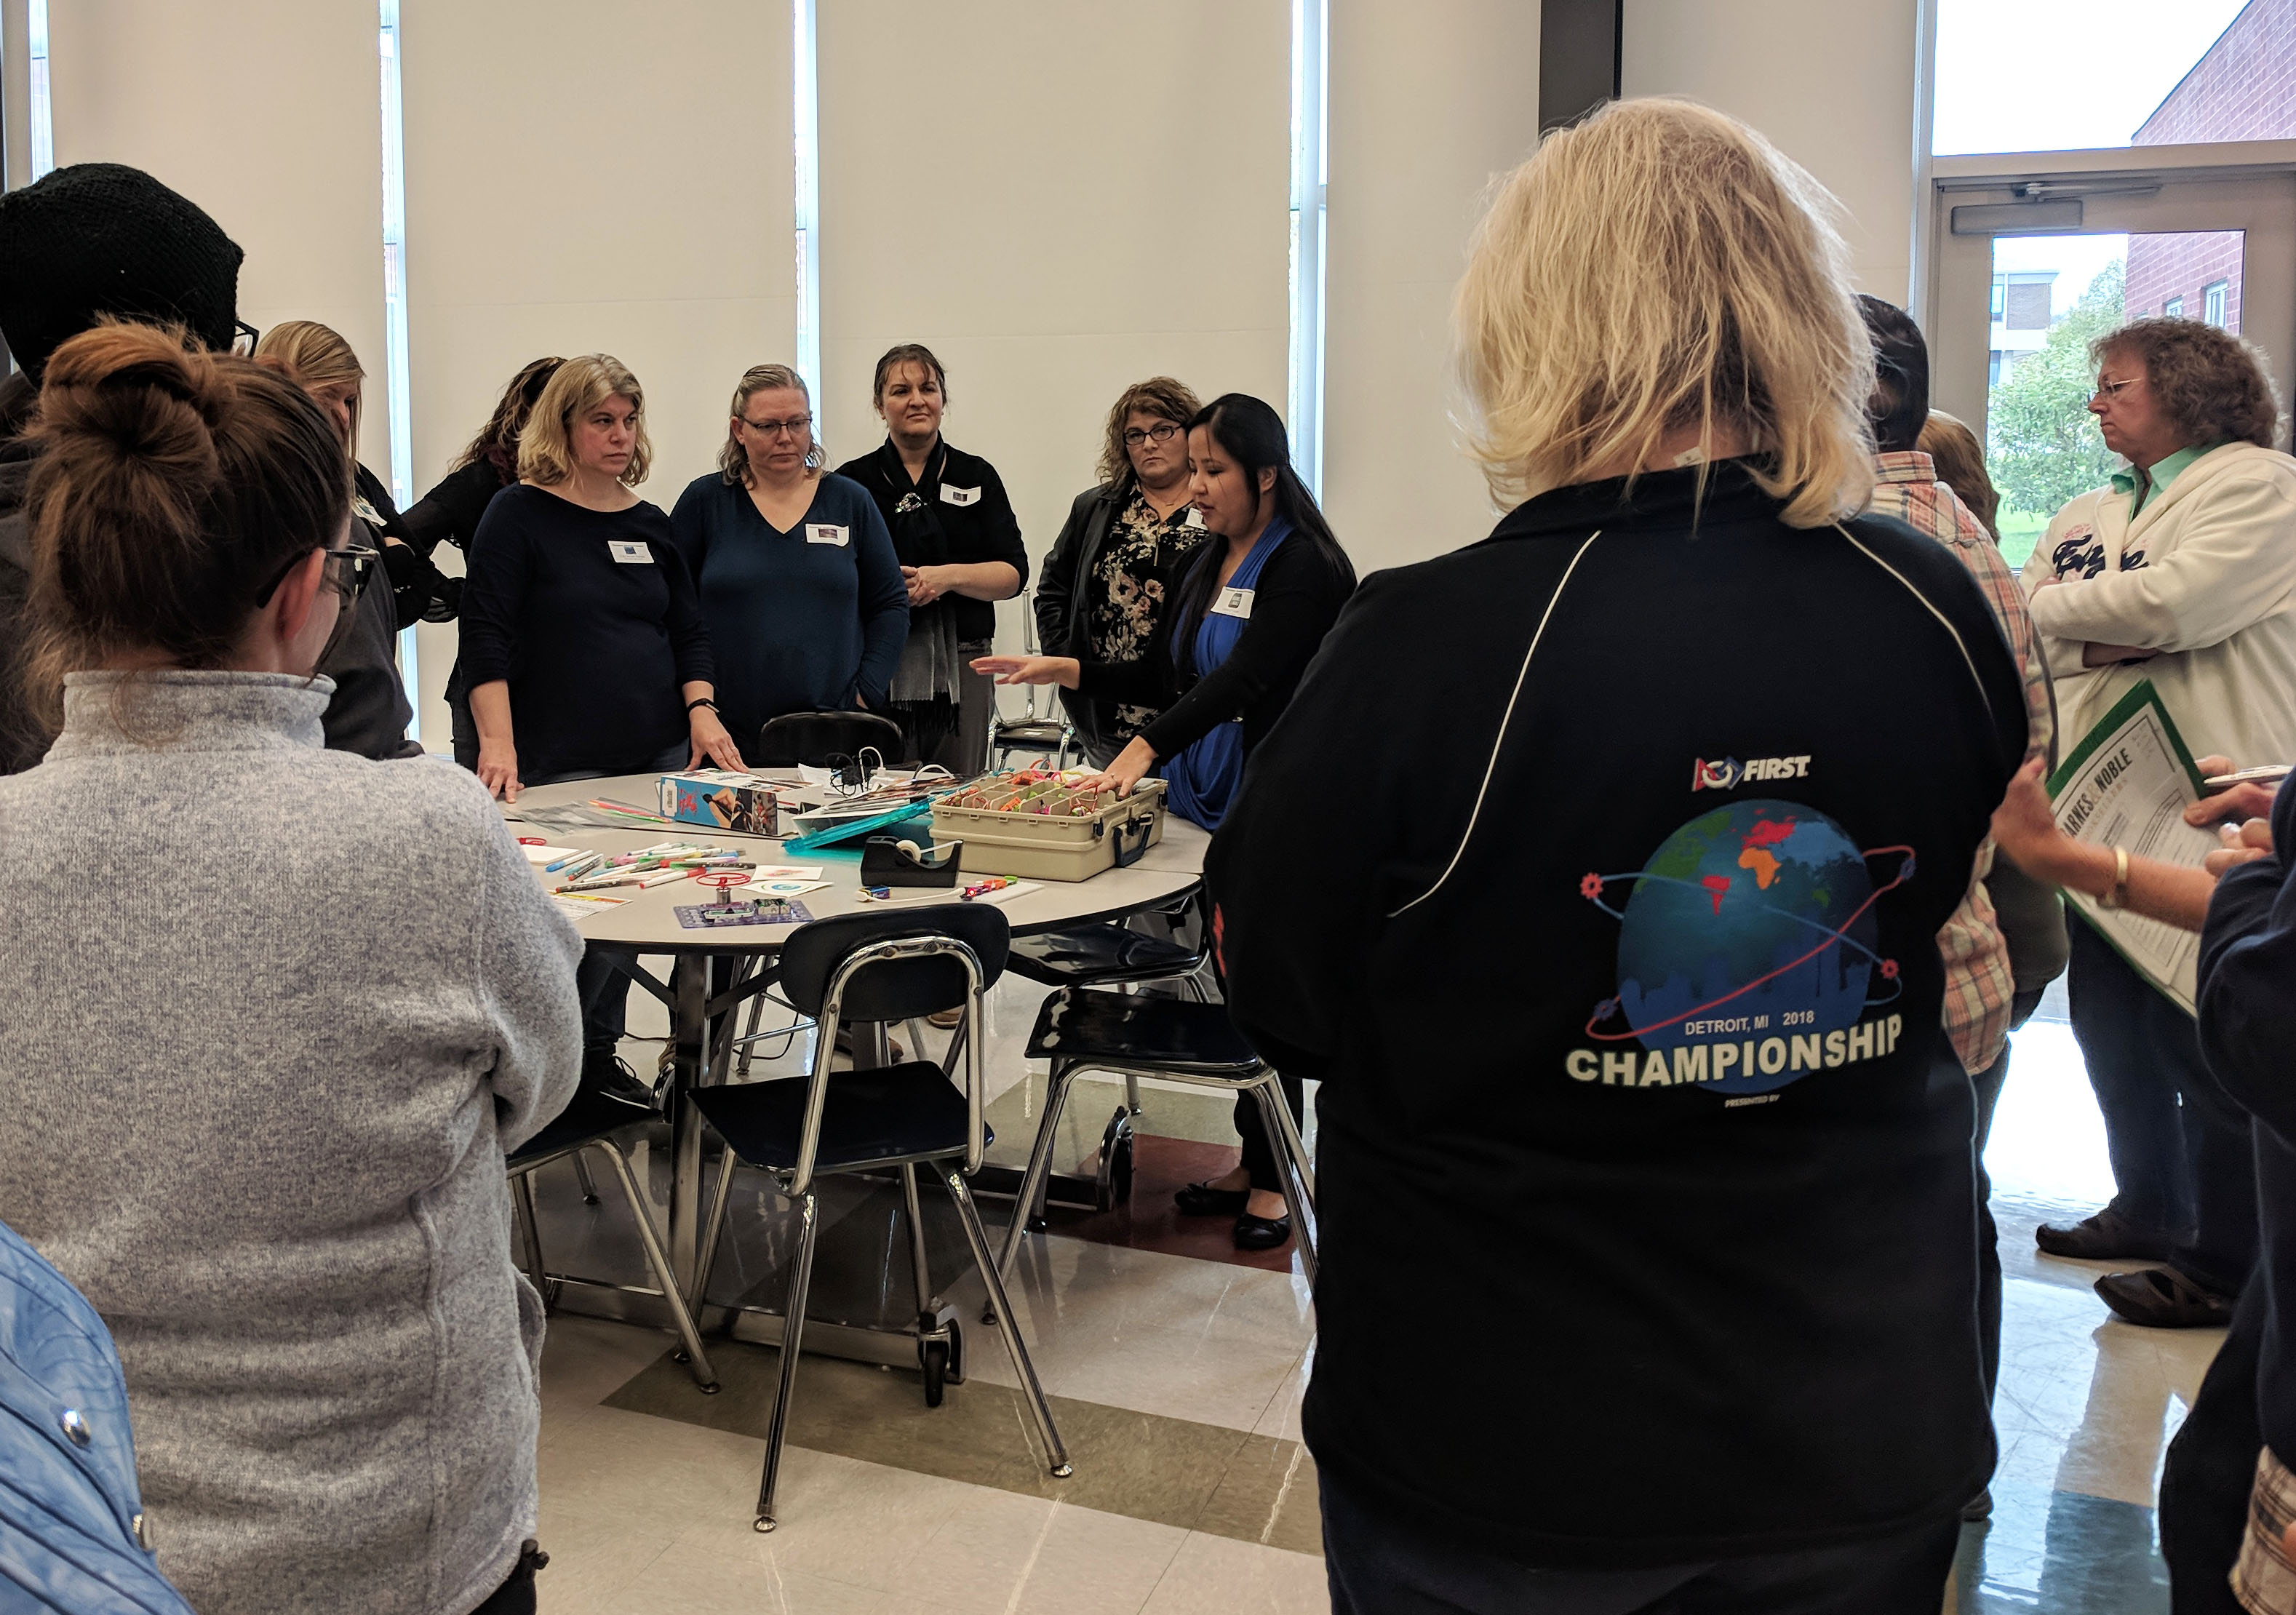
[671,364,909,753]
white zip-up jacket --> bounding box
[2021,440,2296,766]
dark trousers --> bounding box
[528,746,685,1053]
[2161,1281,2265,1614]
[1969,984,2048,1405]
[467,1542,544,1614]
[892,661,994,775]
[1235,1074,1306,1196]
[2066,916,2257,1293]
[1320,1469,1961,1615]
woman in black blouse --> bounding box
[394,356,563,766]
[1035,377,1208,767]
[978,394,1354,1251]
[833,343,1027,770]
[461,354,744,1086]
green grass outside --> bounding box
[1995,509,2046,571]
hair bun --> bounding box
[37,322,224,486]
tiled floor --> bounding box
[524,970,2219,1613]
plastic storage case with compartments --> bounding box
[928,773,1167,881]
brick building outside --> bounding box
[2124,0,2296,326]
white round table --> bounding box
[503,772,1208,1363]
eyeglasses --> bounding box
[1123,422,1183,447]
[2092,375,2139,402]
[252,542,379,608]
[741,412,813,438]
[230,320,261,358]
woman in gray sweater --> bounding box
[0,324,582,1614]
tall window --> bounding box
[1288,0,1327,495]
[378,1,417,707]
[2204,279,2229,326]
[26,0,50,179]
[793,0,820,410]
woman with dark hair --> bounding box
[976,392,1355,1250]
[671,363,906,748]
[1034,376,1208,767]
[0,322,578,1615]
[2019,316,2296,1330]
[393,356,565,766]
[833,343,1027,770]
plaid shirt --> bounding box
[1869,453,2054,1074]
[2235,1445,2296,1613]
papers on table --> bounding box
[2046,679,2217,1014]
[517,843,583,866]
[551,890,632,922]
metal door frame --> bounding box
[1923,139,2296,442]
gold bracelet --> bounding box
[2096,845,2131,909]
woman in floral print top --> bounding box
[1035,377,1209,765]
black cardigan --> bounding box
[832,439,1027,643]
[1074,529,1355,761]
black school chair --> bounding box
[753,709,908,770]
[506,1079,719,1392]
[996,987,1316,1285]
[683,907,1070,1532]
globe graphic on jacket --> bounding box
[1579,799,1909,1095]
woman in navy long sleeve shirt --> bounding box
[670,364,907,752]
[458,354,743,798]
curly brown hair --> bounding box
[2093,317,2285,452]
[1094,377,1203,489]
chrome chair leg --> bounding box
[511,1171,549,1303]
[594,1142,718,1392]
[754,1190,821,1532]
[1250,1081,1317,1286]
[736,991,768,1078]
[689,1146,739,1320]
[571,1152,600,1204]
[995,1059,1080,1281]
[1263,1071,1316,1201]
[1124,1073,1142,1117]
[944,1167,1070,1477]
[901,1163,934,1311]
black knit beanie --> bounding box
[0,162,244,378]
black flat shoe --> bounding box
[2094,1267,2236,1328]
[1234,1212,1292,1251]
[1174,1181,1250,1216]
[2034,1207,2177,1263]
[583,1048,657,1109]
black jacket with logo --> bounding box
[1208,462,2025,1568]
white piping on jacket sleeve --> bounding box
[1833,525,1999,730]
[1385,530,1603,919]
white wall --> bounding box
[1323,0,1543,576]
[1622,0,1924,303]
[817,0,1290,652]
[399,0,797,743]
[45,0,394,471]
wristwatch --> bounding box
[2095,845,2131,909]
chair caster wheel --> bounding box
[701,1381,722,1395]
[1051,1464,1074,1479]
[754,1516,778,1534]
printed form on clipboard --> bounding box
[2046,679,2217,1015]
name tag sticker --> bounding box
[609,540,653,565]
[940,484,981,507]
[1182,507,1206,529]
[806,523,850,547]
[1211,586,1255,620]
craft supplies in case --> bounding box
[658,770,779,834]
[929,770,1165,881]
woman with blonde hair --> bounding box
[669,363,906,748]
[1208,97,2026,1611]
[254,319,434,758]
[461,353,741,1088]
